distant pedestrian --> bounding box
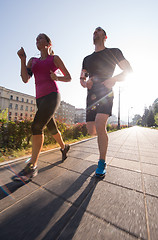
[80,27,132,178]
[12,33,71,182]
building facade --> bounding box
[0,86,36,121]
[75,108,86,123]
[55,101,75,124]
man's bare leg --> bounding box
[86,121,97,136]
[95,113,109,160]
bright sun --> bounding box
[112,60,158,121]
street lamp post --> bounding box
[128,107,133,127]
[118,86,120,129]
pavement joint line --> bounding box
[0,172,151,240]
[32,181,75,207]
[138,130,158,151]
[38,159,96,179]
[82,208,146,240]
[39,156,145,178]
[56,177,98,240]
[0,185,44,214]
[39,155,158,180]
[136,131,151,240]
[51,169,146,240]
[107,130,133,167]
[5,158,146,212]
[108,164,158,178]
[35,161,146,198]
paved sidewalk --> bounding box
[0,126,158,240]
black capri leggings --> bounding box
[31,92,60,135]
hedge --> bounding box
[0,119,120,153]
[0,120,88,151]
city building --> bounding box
[0,86,36,121]
[55,101,75,124]
[75,108,86,123]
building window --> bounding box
[20,105,23,110]
[10,95,13,100]
[20,113,23,117]
[9,103,12,109]
[16,97,19,101]
[15,104,18,110]
[22,98,24,102]
[31,100,33,104]
[26,99,29,103]
[30,107,32,112]
[26,106,28,111]
[15,112,18,116]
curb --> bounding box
[0,136,97,167]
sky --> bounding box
[1,0,158,123]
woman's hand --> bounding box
[50,70,58,81]
[17,47,26,62]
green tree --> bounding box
[153,103,158,115]
[141,107,149,126]
[132,114,142,125]
[0,108,8,121]
[147,110,155,127]
[154,113,158,126]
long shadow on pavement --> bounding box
[0,165,98,240]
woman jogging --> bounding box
[12,33,71,182]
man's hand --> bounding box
[17,47,26,61]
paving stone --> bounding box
[143,174,158,197]
[43,170,97,207]
[58,209,137,240]
[81,181,147,239]
[109,158,141,172]
[104,166,143,192]
[115,152,139,162]
[141,156,158,165]
[141,163,158,177]
[65,157,97,176]
[146,195,158,240]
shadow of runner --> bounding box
[0,159,63,200]
[0,181,26,200]
[42,177,99,240]
[0,165,98,240]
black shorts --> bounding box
[86,91,114,122]
[31,92,60,135]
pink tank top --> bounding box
[31,55,59,99]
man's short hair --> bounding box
[96,27,107,36]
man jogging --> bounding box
[80,27,132,178]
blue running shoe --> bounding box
[95,159,106,178]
